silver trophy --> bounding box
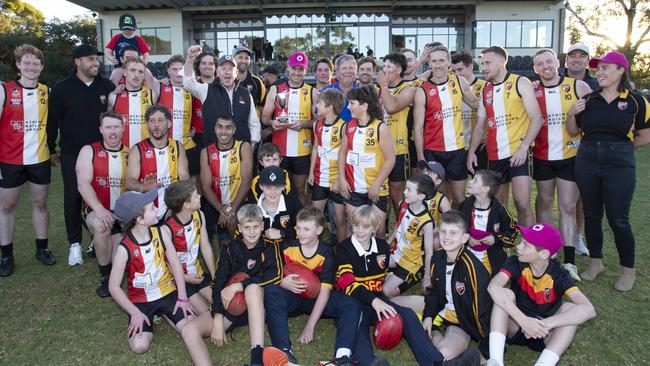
[275,91,289,124]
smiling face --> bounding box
[234,52,251,74]
[336,59,358,86]
[429,50,451,81]
[438,222,469,255]
[565,50,588,75]
[218,62,237,88]
[315,62,333,85]
[100,116,125,149]
[352,221,375,244]
[595,62,625,89]
[382,60,402,84]
[533,51,559,83]
[288,65,306,85]
[198,54,216,79]
[214,117,236,145]
[358,61,375,85]
[480,52,506,82]
[451,61,473,82]
[146,110,171,141]
[296,219,323,246]
[75,55,100,80]
[238,218,263,246]
[260,184,284,202]
[16,53,43,81]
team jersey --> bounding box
[136,138,181,218]
[166,210,204,276]
[0,81,49,165]
[383,81,411,155]
[439,261,458,323]
[404,77,423,145]
[158,82,196,151]
[191,96,204,135]
[86,141,128,211]
[114,87,153,148]
[207,140,244,205]
[533,77,581,160]
[272,81,314,157]
[312,117,345,188]
[121,226,176,303]
[461,78,487,148]
[482,73,531,160]
[466,205,492,272]
[421,74,465,152]
[344,118,389,196]
[335,236,391,305]
[281,239,336,289]
[390,205,433,274]
[426,190,446,225]
[500,256,578,318]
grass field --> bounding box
[1,149,650,366]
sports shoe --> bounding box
[36,248,57,265]
[282,349,299,366]
[96,276,111,298]
[486,359,502,366]
[562,263,581,282]
[68,243,83,266]
[0,257,15,277]
[575,234,589,256]
[370,355,390,366]
[318,356,354,366]
[86,239,96,258]
[442,346,481,366]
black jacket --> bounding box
[202,80,252,145]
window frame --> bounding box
[473,20,553,49]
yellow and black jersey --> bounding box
[335,236,391,305]
[281,239,335,288]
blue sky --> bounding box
[24,0,91,20]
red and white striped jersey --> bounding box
[420,74,465,152]
[272,82,314,157]
[158,82,196,151]
[114,87,153,148]
[312,117,345,188]
[207,140,244,205]
[344,118,389,196]
[166,210,204,276]
[136,138,181,218]
[461,78,487,148]
[87,141,128,211]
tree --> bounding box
[0,0,45,37]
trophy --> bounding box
[275,91,289,124]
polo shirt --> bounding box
[322,81,360,122]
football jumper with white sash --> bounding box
[136,138,181,218]
[421,74,465,152]
[461,78,487,148]
[122,226,176,303]
[207,140,243,205]
[272,81,314,157]
[391,206,433,274]
[0,81,49,165]
[114,87,153,148]
[313,117,345,188]
[533,77,580,160]
[383,81,411,155]
[166,210,204,276]
[158,83,196,151]
[482,73,531,160]
[86,141,128,211]
[344,118,388,196]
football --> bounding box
[373,313,403,350]
[283,262,321,299]
[262,346,289,366]
[225,272,249,316]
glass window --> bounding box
[240,20,252,28]
[343,15,358,22]
[216,21,226,29]
[392,28,403,36]
[359,26,374,55]
[506,21,521,47]
[404,28,417,35]
[449,35,461,51]
[266,16,279,25]
[475,21,490,48]
[360,14,374,23]
[433,34,447,46]
[393,18,404,24]
[281,28,296,39]
[266,28,280,45]
[297,15,310,24]
[217,40,227,54]
[418,17,433,24]
[253,20,264,27]
[205,31,214,40]
[418,27,432,35]
[228,31,238,38]
[376,14,389,22]
[404,17,417,24]
[538,20,552,47]
[312,15,325,23]
[490,21,506,46]
[375,26,389,57]
[521,21,537,47]
[433,27,448,35]
[417,35,432,54]
[280,15,294,24]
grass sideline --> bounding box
[1,149,649,365]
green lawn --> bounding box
[1,149,650,365]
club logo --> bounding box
[562,84,571,93]
[505,82,513,90]
[280,215,290,228]
[449,79,456,88]
[269,172,277,182]
[247,258,256,269]
[455,281,465,295]
[377,254,386,269]
[618,101,628,110]
[366,128,375,138]
[532,224,544,231]
[543,288,551,302]
[239,96,246,104]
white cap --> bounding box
[567,43,590,55]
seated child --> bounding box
[256,166,303,245]
[417,160,452,249]
[422,211,492,361]
[248,142,292,203]
[264,206,363,365]
[108,189,196,354]
[164,180,216,313]
[459,170,518,274]
[180,204,283,366]
[486,223,596,366]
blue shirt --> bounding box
[322,81,360,122]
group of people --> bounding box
[0,17,649,366]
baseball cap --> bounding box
[417,160,446,181]
[119,13,137,30]
[218,55,236,67]
[567,43,589,55]
[258,166,285,186]
[517,223,563,255]
[233,46,252,56]
[73,44,104,59]
[261,65,280,75]
[114,189,158,223]
[288,51,309,69]
[588,51,630,71]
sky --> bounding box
[23,0,91,21]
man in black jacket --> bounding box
[47,44,115,267]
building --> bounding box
[70,0,566,71]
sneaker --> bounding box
[96,276,111,298]
[442,346,481,366]
[318,356,354,366]
[68,243,83,266]
[283,349,299,366]
[36,248,57,266]
[486,360,501,366]
[0,257,15,277]
[562,263,581,282]
[370,355,390,366]
[575,234,589,256]
[86,240,96,258]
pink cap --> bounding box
[517,223,563,255]
[588,51,629,71]
[288,51,309,69]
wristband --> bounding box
[177,297,189,303]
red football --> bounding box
[373,313,403,350]
[262,346,289,366]
[225,272,249,316]
[283,262,321,299]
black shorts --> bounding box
[129,291,187,333]
[390,264,424,293]
[281,155,310,176]
[408,142,418,169]
[507,327,546,352]
[224,311,249,332]
[192,133,205,151]
[389,154,409,182]
[345,191,388,213]
[186,274,212,298]
[0,161,51,188]
[312,184,344,204]
[487,155,532,184]
[475,145,489,172]
[424,149,468,181]
[533,157,576,182]
[81,205,122,235]
[185,147,200,177]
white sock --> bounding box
[489,331,506,366]
[534,349,560,366]
[335,348,351,358]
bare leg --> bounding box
[245,284,265,346]
[436,325,471,359]
[0,187,21,246]
[27,182,49,239]
[190,286,212,314]
[449,179,467,209]
[535,179,556,225]
[390,295,425,313]
[382,273,404,298]
[85,211,112,266]
[556,179,579,249]
[542,303,578,357]
[180,312,215,366]
[495,183,509,207]
[128,331,154,354]
[293,174,307,205]
[511,176,533,226]
[333,202,347,244]
[373,204,387,239]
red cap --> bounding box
[517,223,563,255]
[588,51,629,71]
[288,51,309,69]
